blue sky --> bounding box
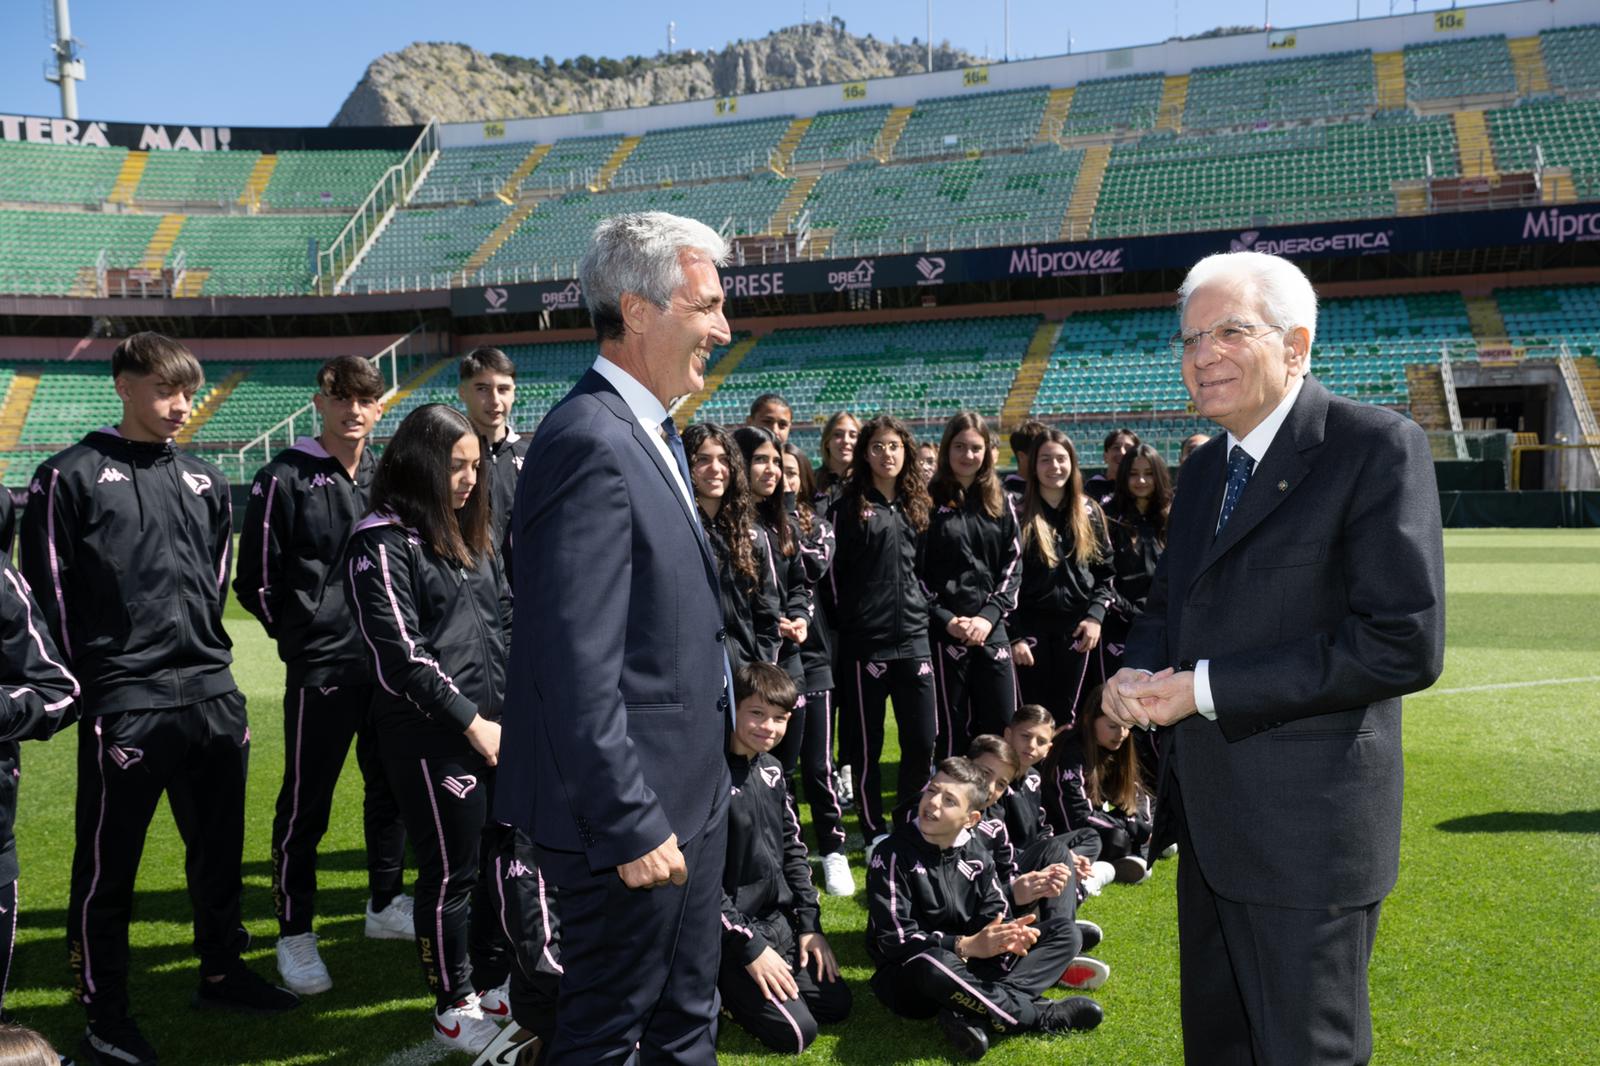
[0,0,1509,127]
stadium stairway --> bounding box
[379,355,458,415]
[464,203,536,281]
[873,107,915,162]
[1155,75,1189,132]
[0,370,41,450]
[769,117,813,176]
[1405,363,1453,435]
[1036,87,1075,145]
[1395,181,1428,215]
[175,368,248,443]
[1374,52,1408,110]
[1575,356,1600,419]
[673,335,760,428]
[768,173,820,235]
[140,214,186,271]
[107,151,148,205]
[1060,146,1110,240]
[239,154,278,209]
[69,268,99,298]
[1454,111,1499,181]
[175,269,211,297]
[1509,36,1551,95]
[497,143,554,204]
[1466,294,1509,346]
[1542,167,1577,203]
[592,136,642,191]
[1000,320,1064,430]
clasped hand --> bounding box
[1102,666,1199,730]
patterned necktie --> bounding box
[1215,445,1256,534]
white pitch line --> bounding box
[1413,675,1600,698]
[374,1040,451,1066]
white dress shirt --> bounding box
[1193,375,1305,719]
[590,355,696,512]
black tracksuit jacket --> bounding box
[1104,502,1163,625]
[486,429,531,560]
[706,520,782,672]
[0,560,78,884]
[19,430,236,714]
[827,488,931,662]
[234,436,378,688]
[999,767,1055,852]
[921,491,1022,647]
[794,510,836,692]
[866,811,1009,967]
[345,513,511,758]
[1012,497,1115,633]
[720,750,823,966]
[762,509,813,685]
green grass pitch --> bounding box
[5,529,1597,1063]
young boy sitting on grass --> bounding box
[1001,705,1117,899]
[866,757,1102,1060]
[720,663,852,1054]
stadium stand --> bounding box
[345,203,510,292]
[1487,99,1600,197]
[259,150,404,209]
[189,360,326,444]
[789,105,891,167]
[410,142,534,205]
[1538,24,1600,91]
[615,116,792,186]
[0,210,162,296]
[1060,74,1165,136]
[134,149,260,205]
[892,87,1051,159]
[1496,284,1600,354]
[0,140,127,205]
[1403,35,1518,99]
[15,363,220,445]
[518,134,625,194]
[173,215,345,296]
[1182,50,1377,129]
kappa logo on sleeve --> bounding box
[97,466,129,485]
[505,859,533,879]
[441,774,478,799]
[869,853,886,870]
[759,765,783,788]
[181,471,212,495]
[309,473,333,488]
[353,556,375,574]
[107,745,144,769]
[955,859,984,882]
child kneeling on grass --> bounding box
[720,663,852,1054]
[866,757,1102,1060]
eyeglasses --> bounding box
[868,441,903,456]
[1168,322,1284,359]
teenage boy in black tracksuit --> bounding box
[458,347,531,559]
[0,557,79,1020]
[867,758,1101,1059]
[719,663,851,1054]
[235,355,410,997]
[20,333,299,1066]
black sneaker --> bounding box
[78,1018,158,1066]
[193,962,301,1014]
[1037,995,1104,1034]
[1076,918,1103,953]
[937,1008,989,1060]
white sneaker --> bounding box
[275,931,333,995]
[434,995,500,1055]
[837,765,855,807]
[472,1022,541,1066]
[821,852,854,896]
[1160,842,1179,860]
[476,980,511,1024]
[864,832,890,862]
[1114,854,1151,884]
[1082,860,1117,896]
[365,894,415,940]
[1059,955,1111,990]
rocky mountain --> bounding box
[333,22,979,126]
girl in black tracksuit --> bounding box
[686,423,782,671]
[813,410,860,509]
[827,414,937,845]
[1010,429,1115,735]
[734,427,811,688]
[346,404,511,1052]
[1043,694,1154,883]
[923,412,1023,759]
[776,444,848,864]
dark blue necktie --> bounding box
[1215,445,1256,534]
[660,417,738,726]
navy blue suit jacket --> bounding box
[497,369,729,873]
[1126,376,1445,909]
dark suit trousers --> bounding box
[1173,777,1381,1066]
[536,790,728,1065]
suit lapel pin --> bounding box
[1277,480,1288,492]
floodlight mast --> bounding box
[45,0,85,120]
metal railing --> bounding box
[314,119,440,295]
[1555,340,1600,481]
[1438,345,1470,460]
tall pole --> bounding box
[46,0,84,120]
[1004,0,1010,62]
[927,0,933,72]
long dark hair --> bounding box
[683,422,759,589]
[816,410,860,493]
[370,404,491,568]
[845,414,930,533]
[929,410,1004,519]
[783,442,818,536]
[732,425,794,558]
[1075,686,1143,814]
[1109,442,1172,549]
[1021,428,1104,569]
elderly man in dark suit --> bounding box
[498,212,734,1064]
[1105,251,1445,1065]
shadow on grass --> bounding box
[1435,810,1600,834]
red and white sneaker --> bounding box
[433,994,500,1055]
[1059,955,1111,990]
[476,981,512,1024]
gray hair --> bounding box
[579,212,731,342]
[1177,251,1318,355]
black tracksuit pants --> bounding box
[1015,629,1105,735]
[0,878,16,1017]
[385,752,497,1008]
[839,654,937,841]
[479,825,562,1037]
[870,911,1081,1035]
[717,912,852,1054]
[272,685,407,935]
[932,640,1019,760]
[773,691,848,857]
[69,693,251,1023]
[1012,835,1084,927]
